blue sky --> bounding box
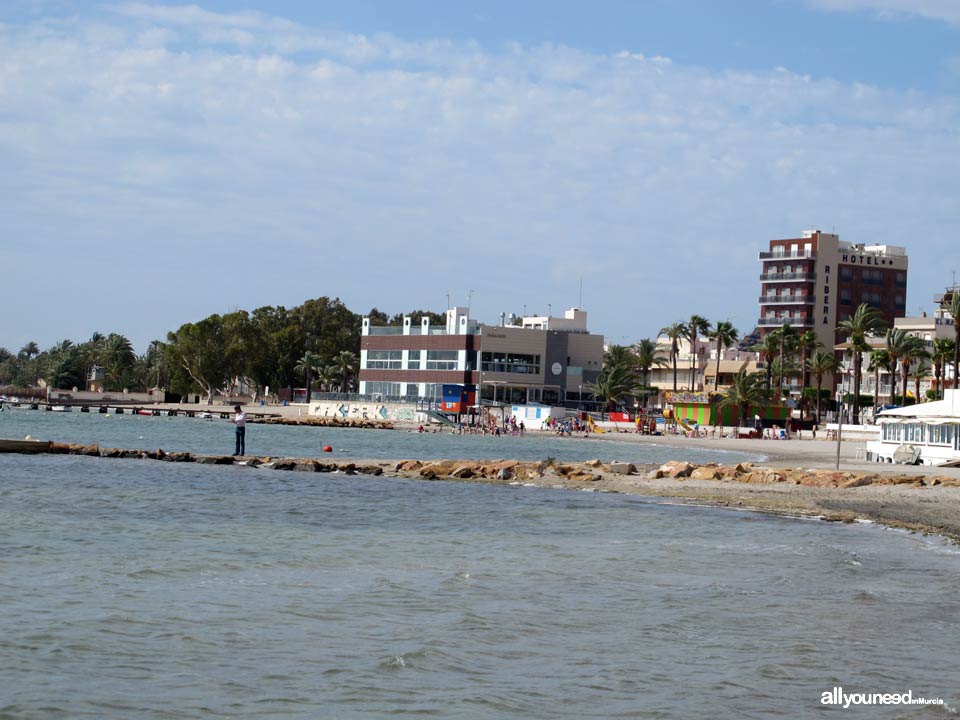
[1,0,959,352]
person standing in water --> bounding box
[231,405,246,456]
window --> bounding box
[840,266,853,280]
[839,288,852,306]
[481,351,541,374]
[896,271,907,287]
[366,350,402,369]
[365,382,401,397]
[426,350,459,370]
[405,383,420,398]
[407,350,421,370]
[928,424,956,446]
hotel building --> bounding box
[758,230,909,351]
[358,307,604,406]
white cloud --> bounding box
[0,6,957,352]
[806,0,960,26]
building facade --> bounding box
[358,307,604,406]
[758,230,909,350]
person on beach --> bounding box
[231,405,246,456]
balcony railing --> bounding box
[759,295,814,305]
[758,250,817,260]
[757,317,815,327]
[759,272,816,282]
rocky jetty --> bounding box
[249,416,393,429]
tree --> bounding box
[166,315,233,403]
[807,349,840,424]
[709,321,738,391]
[944,291,960,390]
[770,322,798,391]
[99,333,136,390]
[884,328,924,406]
[913,358,932,404]
[19,342,39,361]
[931,338,955,400]
[659,322,685,392]
[683,315,711,391]
[592,362,639,412]
[295,351,323,399]
[632,338,668,405]
[331,350,358,393]
[754,333,780,395]
[867,349,891,411]
[603,345,638,372]
[795,329,820,412]
[720,369,767,429]
[837,303,886,422]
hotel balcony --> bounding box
[758,295,815,305]
[759,272,816,282]
[757,317,815,327]
[758,250,817,261]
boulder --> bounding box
[196,455,236,465]
[840,475,877,489]
[690,467,720,481]
[606,462,636,475]
[584,458,603,468]
[496,468,514,481]
[451,465,476,479]
[396,460,422,472]
[164,451,194,462]
[660,461,694,478]
[48,442,72,454]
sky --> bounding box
[1,0,958,353]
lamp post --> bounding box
[835,389,844,470]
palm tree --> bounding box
[944,291,960,390]
[884,329,923,406]
[931,338,955,400]
[332,350,358,393]
[593,362,640,412]
[632,339,668,406]
[720,369,767,430]
[807,349,840,424]
[295,351,323,399]
[796,329,820,413]
[899,339,930,406]
[683,315,712,391]
[603,345,638,372]
[770,322,797,392]
[913,358,932,403]
[659,322,685,392]
[19,341,39,360]
[709,321,738,391]
[867,348,891,412]
[754,333,780,395]
[837,303,886,421]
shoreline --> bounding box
[5,427,960,543]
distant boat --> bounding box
[198,412,214,419]
[50,405,72,412]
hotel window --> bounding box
[407,350,421,370]
[896,271,907,288]
[839,288,852,306]
[366,350,402,369]
[426,350,459,370]
[840,266,853,280]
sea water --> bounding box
[1,414,959,718]
[0,408,765,465]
